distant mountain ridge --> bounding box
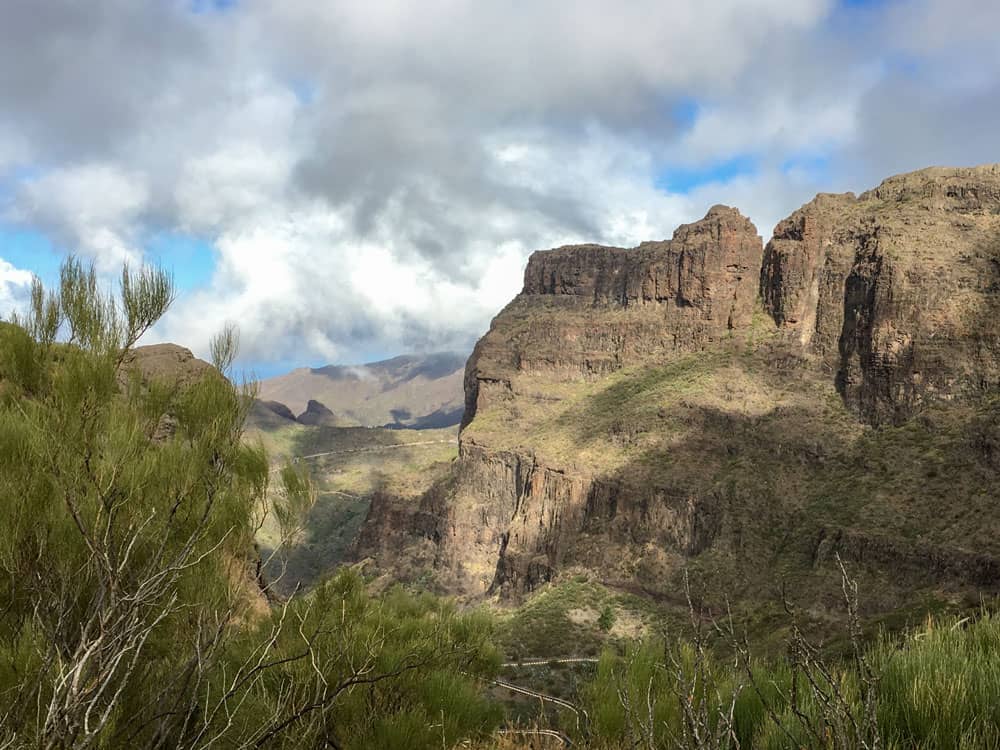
[255,352,467,430]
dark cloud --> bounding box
[0,0,212,163]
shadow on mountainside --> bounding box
[263,425,458,594]
[533,401,997,652]
[264,483,374,596]
[528,322,1000,639]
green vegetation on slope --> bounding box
[498,577,665,661]
[463,324,999,625]
[4,258,1000,749]
[0,260,497,749]
[577,610,1000,750]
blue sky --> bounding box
[1,0,997,373]
[145,233,217,294]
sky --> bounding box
[0,0,998,376]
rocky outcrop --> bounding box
[423,441,722,596]
[122,344,220,442]
[122,343,217,389]
[246,400,298,432]
[761,165,1000,425]
[359,164,1000,606]
[296,399,339,426]
[464,206,762,426]
[522,205,760,312]
[812,526,1000,590]
[441,206,764,595]
[261,400,296,422]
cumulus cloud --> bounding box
[11,165,149,271]
[0,258,33,318]
[0,0,997,366]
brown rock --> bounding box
[122,343,217,388]
[358,164,1000,609]
[296,399,340,426]
[464,206,763,426]
[760,164,1000,425]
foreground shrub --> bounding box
[578,589,1000,748]
[0,259,500,748]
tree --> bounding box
[0,259,499,748]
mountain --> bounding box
[255,352,466,429]
[356,165,1000,633]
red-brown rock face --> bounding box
[760,165,1000,425]
[464,206,763,426]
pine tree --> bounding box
[0,259,499,749]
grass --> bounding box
[464,336,861,485]
[874,613,1000,748]
[570,610,1000,749]
[495,576,673,661]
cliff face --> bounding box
[464,206,762,427]
[761,165,1000,425]
[358,165,1000,608]
[420,440,723,595]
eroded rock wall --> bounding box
[464,206,763,426]
[407,440,720,597]
[358,164,1000,601]
[761,165,1000,425]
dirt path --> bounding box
[501,657,600,668]
[296,439,457,461]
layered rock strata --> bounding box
[464,206,763,426]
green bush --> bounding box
[0,259,500,749]
[577,612,1000,750]
[598,605,616,633]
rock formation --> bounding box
[464,206,763,426]
[357,165,1000,612]
[122,343,217,388]
[761,164,1000,425]
[296,399,340,426]
[122,344,221,442]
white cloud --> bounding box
[667,95,861,166]
[0,0,997,367]
[11,164,149,271]
[0,258,33,318]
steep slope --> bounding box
[463,206,762,427]
[357,166,1000,626]
[257,352,466,428]
[251,420,458,595]
[761,164,1000,425]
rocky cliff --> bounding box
[761,165,1000,425]
[464,206,762,427]
[358,165,1000,615]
